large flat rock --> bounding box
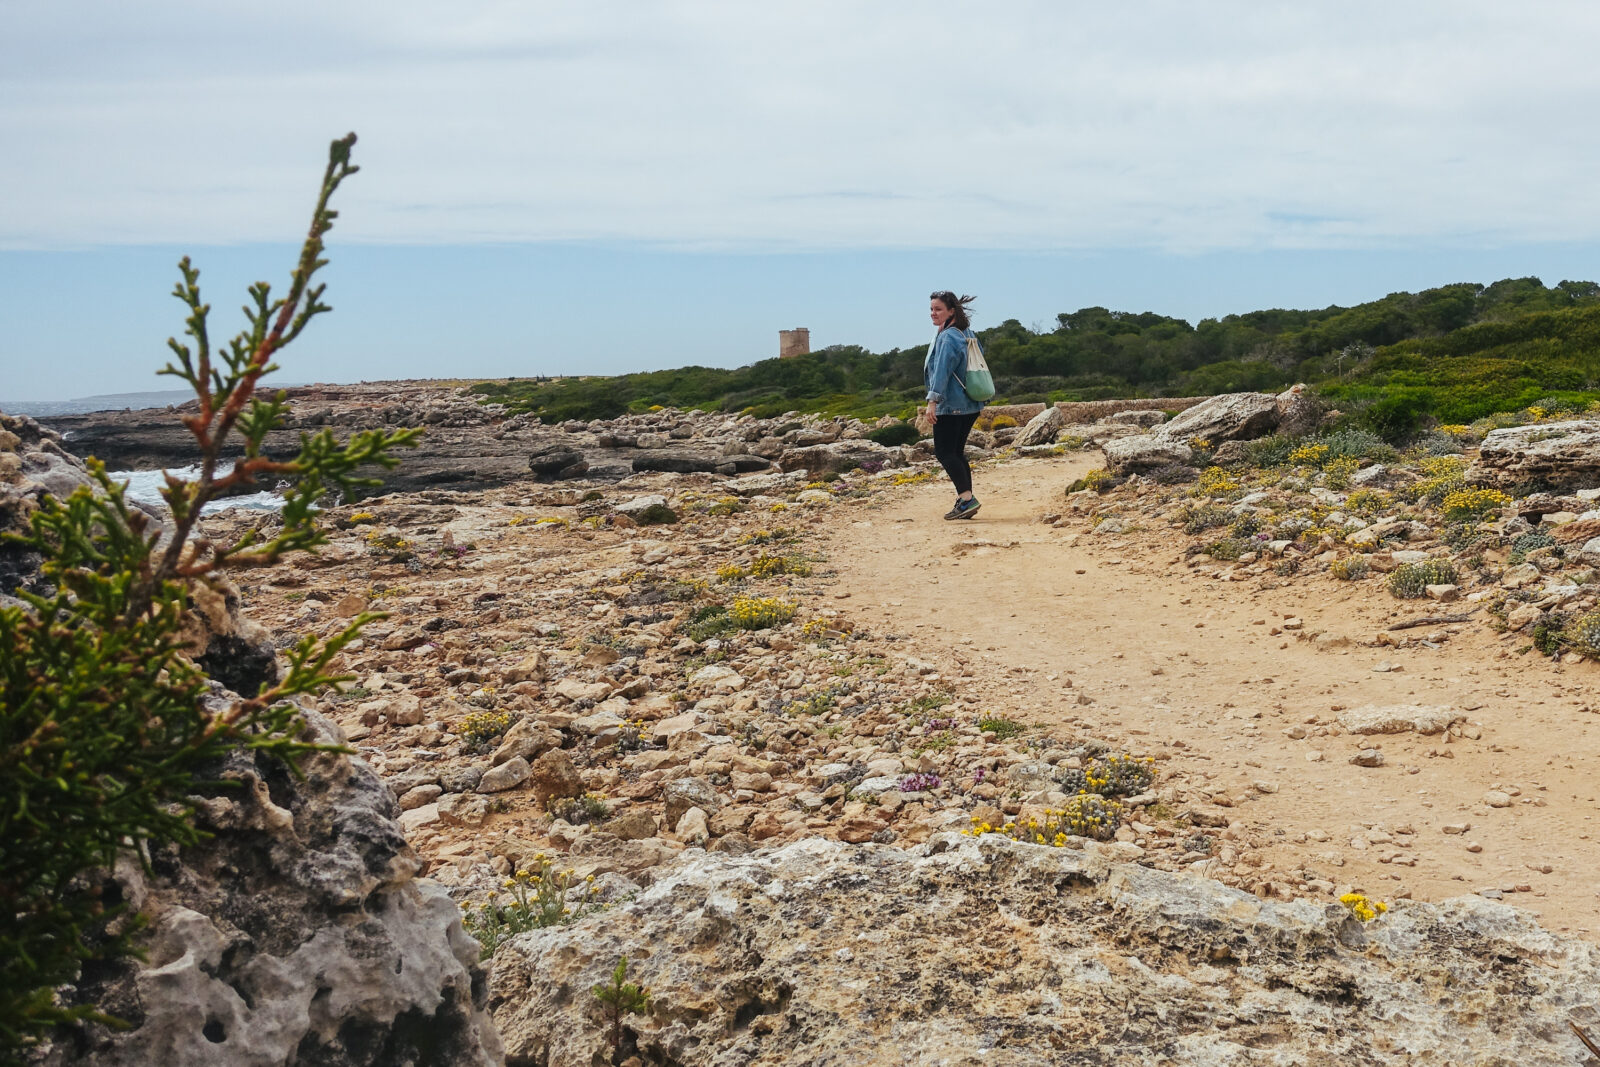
[489,834,1600,1066]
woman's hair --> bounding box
[930,290,976,331]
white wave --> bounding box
[110,465,288,515]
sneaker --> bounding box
[946,496,981,520]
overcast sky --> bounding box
[4,1,1599,400]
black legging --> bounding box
[932,411,980,495]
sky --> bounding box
[3,1,1599,400]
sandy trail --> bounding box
[821,451,1600,937]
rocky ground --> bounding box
[13,387,1600,1065]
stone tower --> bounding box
[779,328,811,359]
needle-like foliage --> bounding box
[0,133,419,1055]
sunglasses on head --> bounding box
[930,291,957,303]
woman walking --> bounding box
[923,290,986,519]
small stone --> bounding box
[1306,750,1324,762]
[1483,790,1513,808]
[1424,584,1460,602]
[1441,823,1469,835]
[1466,841,1483,853]
[478,756,532,793]
[1282,617,1303,630]
[1350,749,1385,768]
[398,784,442,810]
[675,806,710,845]
[606,810,658,841]
[1252,780,1279,794]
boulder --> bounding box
[527,442,586,478]
[1157,391,1281,444]
[1102,434,1194,475]
[1011,406,1065,448]
[1274,383,1324,438]
[528,749,584,805]
[488,834,1600,1066]
[1469,420,1600,491]
[34,709,503,1065]
[776,441,895,474]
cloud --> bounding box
[4,1,1600,251]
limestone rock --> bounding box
[674,806,710,845]
[1157,391,1280,444]
[1337,704,1464,736]
[528,749,584,805]
[479,756,532,793]
[1011,405,1065,448]
[35,708,502,1066]
[1469,419,1600,491]
[1102,434,1194,475]
[490,718,561,766]
[664,777,722,826]
[489,835,1600,1066]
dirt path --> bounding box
[821,451,1600,937]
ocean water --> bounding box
[111,465,287,515]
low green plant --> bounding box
[728,596,797,630]
[551,791,611,824]
[459,710,516,751]
[1508,531,1558,564]
[1329,556,1370,580]
[750,553,811,578]
[977,715,1024,740]
[1564,611,1600,659]
[1441,487,1510,523]
[1322,455,1361,490]
[1,135,421,1048]
[1204,538,1247,561]
[681,604,732,639]
[967,793,1123,845]
[1067,467,1117,494]
[463,856,602,957]
[1057,754,1156,797]
[1387,559,1460,598]
[592,957,652,1061]
[1180,504,1232,535]
[1190,466,1240,497]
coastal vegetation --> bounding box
[471,276,1600,439]
[0,135,418,1050]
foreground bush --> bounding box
[0,135,419,1051]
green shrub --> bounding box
[0,135,420,1049]
[633,503,679,525]
[866,422,920,446]
[1242,435,1297,468]
[1387,559,1460,598]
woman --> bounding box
[923,290,986,519]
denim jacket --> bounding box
[923,327,985,416]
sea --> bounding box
[5,390,290,513]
